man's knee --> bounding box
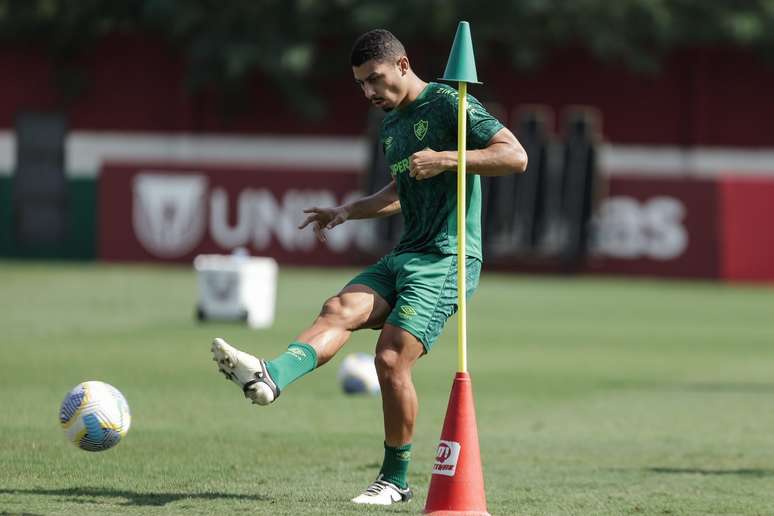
[375,347,401,377]
[318,295,365,329]
[375,329,422,382]
[320,295,345,319]
[375,349,411,393]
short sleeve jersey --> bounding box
[380,82,504,261]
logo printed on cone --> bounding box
[432,440,461,476]
[436,443,452,462]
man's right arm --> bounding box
[298,179,400,242]
[346,179,400,219]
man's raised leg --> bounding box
[212,284,390,405]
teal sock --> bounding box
[378,442,411,489]
[265,342,317,392]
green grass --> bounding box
[1,261,774,515]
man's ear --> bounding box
[397,56,409,76]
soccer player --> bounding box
[211,29,527,506]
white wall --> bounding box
[1,130,773,178]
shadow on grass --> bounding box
[673,382,774,394]
[648,467,774,478]
[606,381,774,394]
[0,487,270,507]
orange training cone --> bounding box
[424,372,490,515]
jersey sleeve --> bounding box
[445,89,505,149]
[466,96,504,148]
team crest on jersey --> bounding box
[383,136,394,151]
[414,120,429,141]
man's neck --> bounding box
[397,75,428,109]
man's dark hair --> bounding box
[350,29,406,67]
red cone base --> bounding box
[424,372,490,516]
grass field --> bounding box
[1,261,774,515]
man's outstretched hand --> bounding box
[298,205,350,242]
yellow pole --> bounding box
[456,81,467,374]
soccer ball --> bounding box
[337,352,380,395]
[59,381,131,452]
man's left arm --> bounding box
[409,127,528,180]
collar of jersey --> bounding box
[393,82,436,116]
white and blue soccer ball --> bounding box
[337,352,380,395]
[59,381,131,452]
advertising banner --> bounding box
[98,163,379,265]
[718,177,774,281]
[102,165,769,281]
[588,177,720,278]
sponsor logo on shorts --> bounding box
[398,305,417,319]
[432,440,461,476]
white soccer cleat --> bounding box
[351,475,413,505]
[211,337,279,405]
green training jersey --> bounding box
[381,82,504,261]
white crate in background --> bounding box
[194,253,278,329]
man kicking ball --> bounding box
[211,28,527,506]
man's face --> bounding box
[353,57,407,112]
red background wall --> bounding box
[2,34,774,146]
[719,178,774,282]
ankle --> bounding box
[378,442,411,489]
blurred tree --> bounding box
[1,0,773,117]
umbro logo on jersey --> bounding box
[414,120,429,141]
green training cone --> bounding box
[440,21,481,85]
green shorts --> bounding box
[347,252,482,352]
